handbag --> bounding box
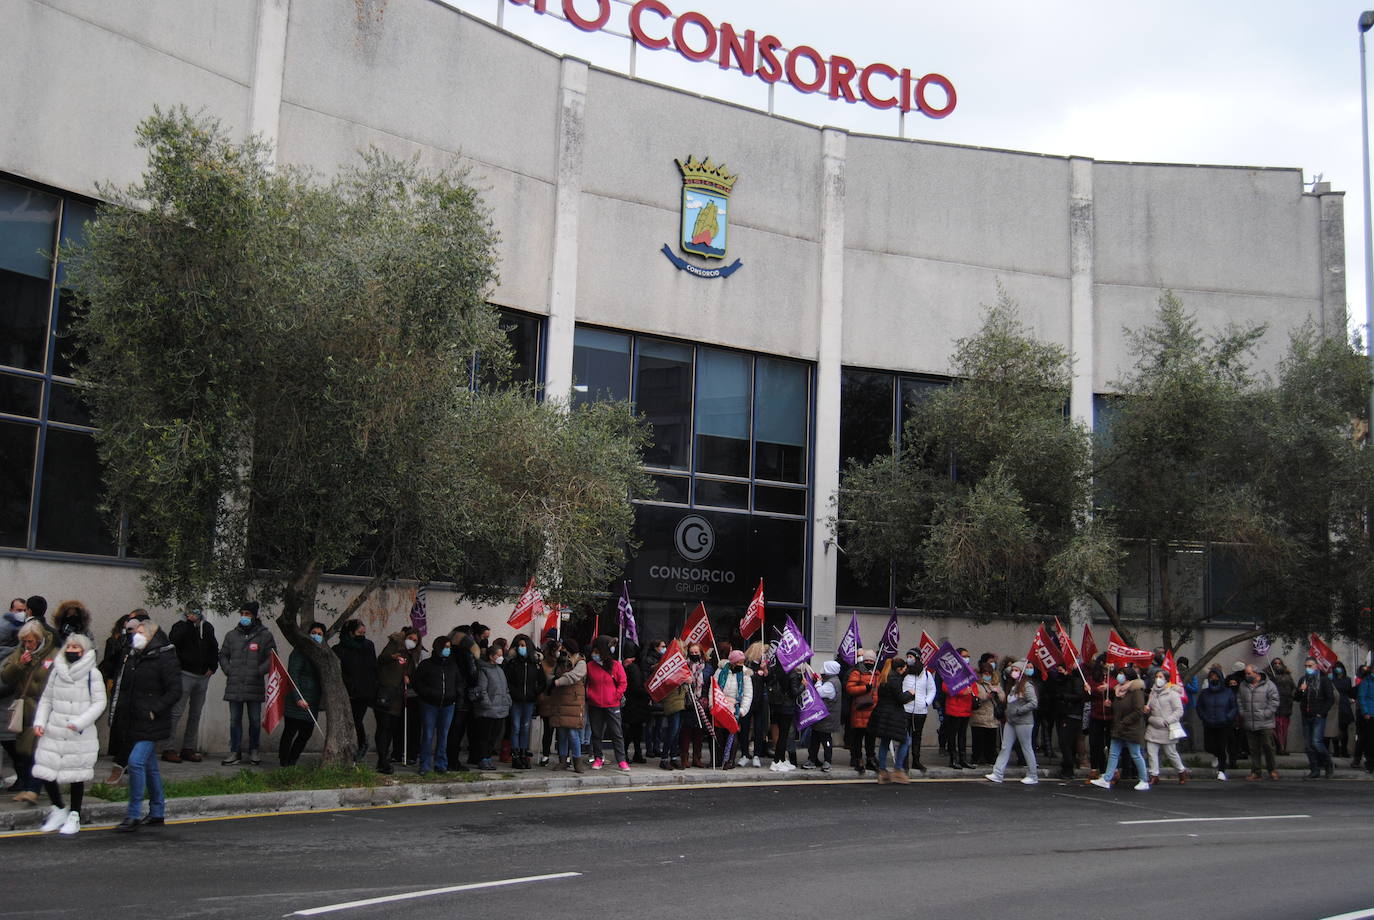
[5,701,22,734]
[1168,721,1187,741]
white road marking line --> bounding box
[1117,814,1310,825]
[1314,909,1374,920]
[286,872,582,916]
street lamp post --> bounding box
[1361,11,1374,426]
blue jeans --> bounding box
[557,727,584,759]
[510,702,535,751]
[878,732,912,771]
[127,741,165,820]
[228,700,262,754]
[1303,714,1333,771]
[419,703,455,773]
[1103,738,1148,783]
[661,711,683,761]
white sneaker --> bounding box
[750,756,761,768]
[1089,777,1112,790]
[780,761,796,772]
[1133,780,1150,791]
[1020,776,1039,785]
[40,806,69,833]
[58,812,80,836]
[984,773,1002,783]
[1217,771,1228,781]
[769,762,786,773]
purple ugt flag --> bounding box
[408,584,428,638]
[838,611,861,666]
[775,615,812,673]
[876,613,901,662]
[930,640,977,695]
[797,673,828,730]
[617,582,639,646]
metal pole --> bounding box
[1361,13,1374,424]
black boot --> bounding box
[950,752,963,770]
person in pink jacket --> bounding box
[585,636,630,772]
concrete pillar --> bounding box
[542,58,589,404]
[1068,157,1095,430]
[248,0,291,159]
[809,128,847,654]
[1313,183,1347,341]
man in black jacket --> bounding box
[113,619,182,832]
[1296,657,1337,779]
[164,608,218,763]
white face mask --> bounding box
[404,639,417,651]
[1155,676,1166,688]
[131,632,149,650]
[1010,670,1022,681]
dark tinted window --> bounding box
[572,327,630,407]
[34,427,115,555]
[635,338,692,471]
[695,478,748,509]
[754,357,807,483]
[840,369,893,469]
[694,347,750,477]
[0,373,41,418]
[0,421,36,546]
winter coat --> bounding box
[1266,666,1296,717]
[869,672,914,741]
[903,669,937,716]
[714,667,753,722]
[943,680,975,718]
[97,633,129,685]
[766,665,798,716]
[374,634,412,716]
[218,620,277,702]
[334,634,378,703]
[504,653,546,704]
[536,659,558,719]
[813,673,841,734]
[0,631,59,755]
[475,659,512,719]
[284,648,324,722]
[548,655,586,728]
[1052,672,1087,726]
[0,613,23,743]
[585,656,628,710]
[168,616,218,675]
[1296,672,1336,719]
[970,675,1003,730]
[1237,674,1280,731]
[415,653,461,707]
[1005,681,1038,727]
[31,649,106,784]
[661,682,686,717]
[845,669,877,729]
[621,651,650,723]
[1357,677,1374,719]
[112,630,182,744]
[1144,683,1184,744]
[1196,679,1239,727]
[1333,673,1355,724]
[1109,679,1147,744]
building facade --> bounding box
[0,0,1358,748]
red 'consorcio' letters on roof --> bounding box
[508,0,957,118]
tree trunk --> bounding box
[1183,628,1266,682]
[278,561,360,768]
[1086,585,1136,648]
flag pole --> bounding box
[273,649,323,736]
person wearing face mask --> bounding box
[1236,663,1279,781]
[737,641,771,768]
[714,650,753,769]
[549,638,588,772]
[1295,656,1336,779]
[97,611,147,782]
[1144,667,1188,784]
[680,642,711,769]
[536,638,561,767]
[503,633,546,770]
[985,661,1040,785]
[0,600,30,792]
[1,620,59,804]
[870,658,915,784]
[112,618,182,831]
[1196,665,1239,780]
[372,628,418,774]
[1265,657,1296,755]
[642,641,668,761]
[472,643,513,770]
[801,660,841,772]
[902,649,937,773]
[1355,663,1374,773]
[163,607,218,764]
[334,619,378,762]
[277,622,326,768]
[30,632,105,835]
[969,653,1004,767]
[414,634,460,775]
[619,641,650,765]
[941,648,976,771]
[1330,661,1355,760]
[1088,667,1150,791]
[845,649,879,774]
[582,636,630,772]
[218,601,277,766]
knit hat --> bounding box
[241,601,260,617]
[821,660,841,676]
[562,638,580,655]
[860,648,877,663]
[728,649,746,665]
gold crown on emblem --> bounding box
[677,155,739,196]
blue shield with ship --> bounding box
[677,156,737,261]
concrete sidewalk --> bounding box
[2,746,1369,832]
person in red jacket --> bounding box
[585,636,630,773]
[943,647,975,770]
[846,649,879,774]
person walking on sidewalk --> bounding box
[1144,669,1189,784]
[1237,662,1280,781]
[113,618,181,831]
[1296,657,1336,779]
[219,602,276,766]
[986,661,1040,786]
[164,607,217,763]
[278,623,325,768]
[1089,667,1151,792]
[871,657,914,784]
[31,632,105,835]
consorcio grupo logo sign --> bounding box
[507,0,956,118]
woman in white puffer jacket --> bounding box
[31,632,106,835]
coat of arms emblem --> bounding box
[660,155,743,278]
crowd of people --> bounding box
[2,593,1371,837]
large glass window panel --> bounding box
[0,181,59,280]
[0,421,37,547]
[635,338,692,471]
[694,347,750,476]
[694,478,748,509]
[571,327,630,407]
[499,310,541,387]
[898,377,948,447]
[0,271,52,372]
[647,474,689,504]
[836,520,891,608]
[0,373,41,418]
[749,515,806,604]
[34,428,115,555]
[48,382,92,427]
[840,369,894,470]
[753,485,806,516]
[754,357,807,483]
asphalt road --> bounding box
[2,777,1371,920]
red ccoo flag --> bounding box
[1080,623,1100,663]
[680,602,716,654]
[508,577,544,630]
[1308,634,1338,673]
[709,681,740,734]
[262,650,289,735]
[1027,624,1066,679]
[1053,618,1081,670]
[740,580,765,640]
[917,630,939,667]
[646,639,692,702]
[1106,630,1153,668]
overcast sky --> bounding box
[446,0,1374,345]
